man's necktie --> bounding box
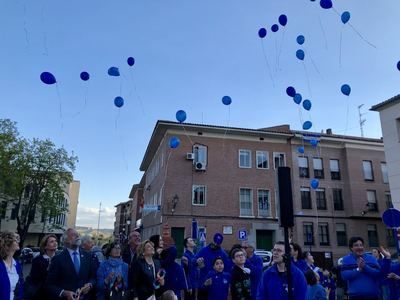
[73,251,80,275]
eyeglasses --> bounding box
[234,253,245,258]
[272,248,284,253]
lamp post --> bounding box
[172,194,179,213]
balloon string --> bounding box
[318,17,328,50]
[274,37,278,74]
[55,84,63,132]
[348,22,377,49]
[344,97,350,135]
[23,3,30,49]
[222,106,231,149]
[180,124,194,146]
[302,62,312,98]
[118,133,129,171]
[260,40,275,87]
[41,0,49,56]
[339,29,343,68]
[304,49,322,77]
[129,71,145,116]
[277,29,285,72]
[115,109,121,131]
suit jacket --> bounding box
[122,247,138,289]
[46,249,96,298]
[0,259,24,300]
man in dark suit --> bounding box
[46,228,96,300]
[122,230,141,290]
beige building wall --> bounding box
[67,180,80,228]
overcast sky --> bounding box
[1,0,399,228]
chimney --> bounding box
[326,128,333,135]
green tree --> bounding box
[0,119,78,246]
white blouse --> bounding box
[3,259,19,300]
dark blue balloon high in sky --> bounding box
[397,61,400,71]
[80,72,90,81]
[341,11,350,24]
[302,99,312,111]
[176,110,187,123]
[286,86,296,97]
[293,93,302,104]
[297,35,305,45]
[278,14,287,26]
[108,67,120,77]
[341,84,351,96]
[40,72,56,85]
[114,96,124,108]
[296,49,305,60]
[320,0,333,9]
[127,57,135,67]
[169,136,180,149]
[222,96,232,105]
[303,121,312,130]
[271,24,279,32]
[258,28,267,38]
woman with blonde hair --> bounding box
[24,234,58,299]
[0,231,24,300]
[132,239,166,300]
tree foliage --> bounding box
[0,119,78,246]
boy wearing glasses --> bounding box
[230,248,252,300]
[256,241,306,300]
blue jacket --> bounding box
[305,284,327,300]
[182,249,199,289]
[388,262,400,300]
[292,258,308,273]
[194,244,230,286]
[340,252,388,297]
[0,259,24,300]
[96,258,129,300]
[203,270,230,300]
[245,254,263,300]
[256,264,307,300]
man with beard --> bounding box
[46,228,96,300]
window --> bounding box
[386,192,393,209]
[11,204,18,220]
[194,145,207,170]
[381,163,389,184]
[333,189,344,210]
[336,223,347,246]
[363,160,374,181]
[192,185,206,206]
[239,150,251,168]
[313,158,324,179]
[303,222,314,245]
[298,157,309,178]
[367,190,378,211]
[316,188,327,210]
[301,187,312,209]
[368,224,379,247]
[318,223,330,246]
[256,151,269,169]
[240,188,253,216]
[330,159,340,180]
[387,229,395,247]
[273,152,286,169]
[0,202,7,219]
[257,189,270,217]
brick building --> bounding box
[136,120,394,264]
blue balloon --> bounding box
[382,208,400,228]
[176,110,187,123]
[397,61,400,71]
[80,71,90,81]
[278,14,288,26]
[127,57,135,66]
[286,86,296,97]
[169,136,180,149]
[310,178,319,189]
[341,84,351,96]
[296,49,305,60]
[293,93,302,104]
[320,0,333,9]
[258,28,267,38]
[222,96,232,105]
[303,121,312,130]
[297,146,305,154]
[40,72,56,85]
[341,11,350,24]
[108,67,120,77]
[310,139,319,147]
[271,24,279,32]
[302,99,312,111]
[114,96,124,108]
[297,35,305,45]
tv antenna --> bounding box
[358,104,367,137]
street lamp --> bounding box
[172,194,179,213]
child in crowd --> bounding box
[203,256,231,300]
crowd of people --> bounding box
[1,229,400,300]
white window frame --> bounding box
[329,159,339,172]
[239,149,252,168]
[239,188,253,217]
[257,189,271,217]
[192,185,206,206]
[381,162,389,184]
[363,160,374,181]
[256,151,269,169]
[273,152,286,169]
[367,190,378,211]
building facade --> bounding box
[0,180,80,246]
[371,95,400,210]
[114,200,133,242]
[138,121,393,264]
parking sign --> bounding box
[238,229,247,241]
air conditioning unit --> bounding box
[186,153,194,160]
[195,162,206,171]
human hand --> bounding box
[197,257,205,268]
[379,246,391,259]
[357,257,365,270]
[62,290,77,300]
[388,272,400,280]
[80,283,92,295]
[204,278,212,286]
[181,256,188,265]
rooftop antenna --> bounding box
[358,104,367,137]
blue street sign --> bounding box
[382,208,400,228]
[238,229,247,241]
[199,231,206,242]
